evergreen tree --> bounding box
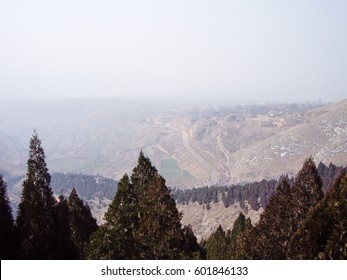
[87,152,200,259]
[135,172,187,259]
[234,218,257,260]
[226,212,248,259]
[234,218,255,260]
[68,188,98,259]
[131,151,157,196]
[0,176,19,259]
[291,157,323,233]
[182,225,205,259]
[229,212,246,245]
[86,224,110,259]
[236,177,294,259]
[237,159,323,260]
[132,153,200,259]
[204,225,228,259]
[87,174,138,259]
[16,131,57,259]
[55,195,77,259]
[287,174,347,259]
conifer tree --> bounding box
[237,159,323,260]
[291,157,323,233]
[134,153,201,259]
[233,217,253,259]
[16,131,57,259]
[55,195,77,259]
[0,176,19,259]
[87,174,139,259]
[131,151,157,196]
[136,172,187,259]
[230,212,246,245]
[182,225,205,259]
[287,174,347,259]
[236,177,294,259]
[204,225,228,259]
[68,188,98,259]
[256,177,293,259]
[226,212,248,259]
[87,152,200,259]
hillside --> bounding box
[175,162,346,240]
[229,99,347,183]
[0,98,346,187]
[2,170,117,225]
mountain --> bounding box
[0,98,346,188]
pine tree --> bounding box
[68,188,98,259]
[16,131,57,259]
[287,174,347,259]
[0,176,19,259]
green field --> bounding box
[159,158,194,186]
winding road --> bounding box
[216,134,233,182]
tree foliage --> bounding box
[87,174,139,259]
[236,158,325,260]
[14,132,98,259]
[287,174,347,259]
[174,180,277,211]
[88,152,202,259]
[0,176,19,259]
[226,212,250,259]
[54,195,77,259]
[237,177,294,259]
[4,131,347,260]
[16,131,58,259]
[204,225,229,260]
[204,213,252,260]
[68,188,98,259]
[291,157,324,233]
[51,172,117,200]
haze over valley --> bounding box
[1,98,346,188]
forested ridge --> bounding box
[0,132,346,259]
[173,162,346,211]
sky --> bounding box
[0,0,346,103]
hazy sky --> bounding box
[1,0,346,102]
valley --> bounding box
[1,98,346,188]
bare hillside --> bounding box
[177,201,262,241]
[0,98,346,187]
